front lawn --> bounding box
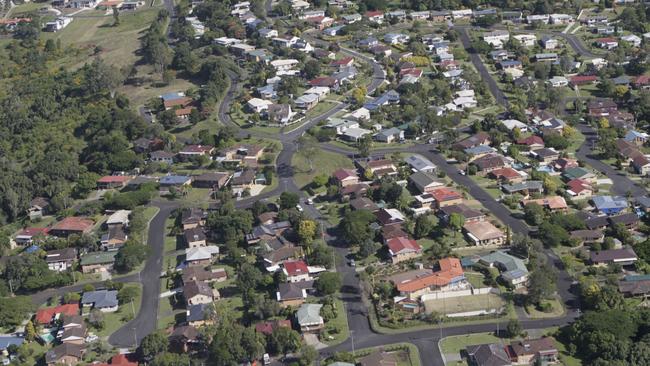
[322,299,350,346]
[291,149,354,189]
[95,284,142,338]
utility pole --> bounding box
[130,299,135,318]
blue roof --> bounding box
[624,274,650,282]
[161,92,184,102]
[24,244,40,254]
[593,195,628,211]
[464,145,495,155]
[364,90,400,110]
[624,130,647,142]
[81,290,118,309]
[0,336,24,350]
[160,175,191,185]
[500,60,522,67]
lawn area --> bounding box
[464,272,488,288]
[423,293,505,316]
[141,206,160,242]
[95,283,142,338]
[291,149,354,189]
[322,299,350,346]
[304,100,339,120]
[525,297,565,318]
[555,337,583,366]
[353,343,421,366]
[440,332,510,354]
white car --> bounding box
[306,198,314,205]
[263,353,271,365]
[296,204,304,212]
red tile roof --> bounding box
[386,237,421,255]
[430,187,462,202]
[489,167,521,180]
[35,304,80,325]
[395,257,464,293]
[17,227,49,237]
[254,320,291,335]
[566,179,592,194]
[516,135,544,146]
[330,57,353,66]
[332,168,357,181]
[164,97,193,109]
[399,68,423,77]
[51,217,94,233]
[308,76,337,87]
[283,260,309,276]
[365,10,383,17]
[635,75,650,86]
[94,353,139,366]
[97,175,132,184]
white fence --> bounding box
[420,287,496,301]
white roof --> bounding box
[186,246,220,261]
[303,86,330,95]
[344,107,370,120]
[270,59,299,67]
[106,210,131,225]
[247,98,273,108]
[455,89,475,98]
[343,127,371,139]
[453,96,477,106]
[296,94,319,104]
[622,34,641,41]
[500,119,527,130]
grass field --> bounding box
[525,297,565,318]
[96,283,142,337]
[322,299,350,346]
[291,149,354,189]
[423,293,505,316]
[353,343,421,366]
[440,332,510,354]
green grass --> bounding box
[555,337,583,366]
[141,206,160,242]
[423,293,505,315]
[291,149,354,189]
[304,100,339,120]
[465,272,488,288]
[525,297,565,318]
[322,299,350,346]
[94,283,142,337]
[440,332,510,354]
[353,343,421,366]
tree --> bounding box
[25,321,36,342]
[505,319,522,338]
[115,242,148,272]
[524,203,545,226]
[117,285,140,304]
[303,59,321,79]
[268,326,301,356]
[279,192,300,210]
[538,222,570,247]
[298,345,318,366]
[312,174,328,188]
[448,212,465,235]
[0,297,33,328]
[315,272,342,295]
[414,214,435,239]
[296,136,318,172]
[63,292,81,304]
[112,6,120,26]
[151,353,191,366]
[298,220,317,244]
[527,261,557,305]
[352,86,367,106]
[139,331,169,361]
[88,309,105,330]
[340,209,376,245]
[357,134,373,157]
[359,239,379,258]
[308,243,335,268]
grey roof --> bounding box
[590,247,637,263]
[409,171,441,189]
[0,336,24,351]
[187,303,211,322]
[405,155,436,171]
[277,282,307,301]
[593,195,629,211]
[480,251,528,278]
[45,344,85,364]
[502,180,543,193]
[296,303,323,325]
[81,290,118,309]
[466,343,511,366]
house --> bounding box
[246,221,291,244]
[357,36,379,49]
[265,103,294,125]
[430,187,463,208]
[523,196,568,213]
[390,258,467,299]
[192,172,230,189]
[159,175,192,188]
[220,144,264,166]
[590,247,638,266]
[182,266,227,284]
[35,304,80,325]
[350,197,379,212]
[27,197,51,220]
[569,75,597,87]
[535,53,558,62]
[295,94,319,110]
[549,76,569,87]
[50,217,94,237]
[452,9,472,19]
[0,336,24,354]
[570,229,604,245]
[184,227,207,248]
[513,34,536,47]
[180,208,206,230]
[588,100,618,116]
[149,150,175,164]
[364,159,398,178]
[488,167,525,184]
[566,179,593,199]
[178,145,214,159]
[358,350,400,366]
[296,303,323,332]
[472,154,508,174]
[262,245,302,268]
[305,16,333,30]
[375,208,406,226]
[255,320,292,336]
[270,59,299,71]
[634,75,650,90]
[483,30,510,47]
[464,221,506,246]
[386,237,422,263]
[466,343,510,366]
[45,248,77,272]
[562,167,597,184]
[516,135,545,150]
[276,282,308,307]
[365,10,384,23]
[183,280,219,305]
[592,195,628,215]
[374,128,404,143]
[185,246,219,266]
[59,323,86,345]
[45,344,85,366]
[342,128,372,142]
[530,147,560,163]
[633,155,650,175]
[363,90,400,111]
[594,37,618,49]
[624,130,649,146]
[502,181,544,196]
[15,227,49,245]
[384,33,410,45]
[341,13,362,23]
[405,155,436,173]
[453,132,491,150]
[170,325,200,353]
[619,275,650,297]
[81,290,118,312]
[500,119,527,131]
[186,303,215,327]
[439,204,486,224]
[282,260,311,282]
[96,175,132,190]
[508,337,558,364]
[80,251,117,274]
[308,76,339,89]
[332,168,359,187]
[479,251,529,287]
[246,97,273,113]
[409,172,445,194]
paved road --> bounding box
[108,202,178,347]
[29,273,140,306]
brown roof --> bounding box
[463,221,505,241]
[51,217,94,232]
[183,280,214,299]
[182,267,227,284]
[350,197,379,211]
[508,337,558,358]
[358,350,399,366]
[473,154,507,171]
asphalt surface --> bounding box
[108,202,178,347]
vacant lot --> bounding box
[291,149,354,189]
[423,293,504,315]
